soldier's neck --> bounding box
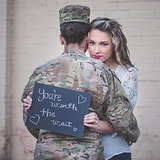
[64,37,87,53]
[65,43,85,53]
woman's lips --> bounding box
[93,55,102,59]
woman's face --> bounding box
[88,29,113,65]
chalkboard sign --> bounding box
[25,82,91,138]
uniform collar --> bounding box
[62,48,86,56]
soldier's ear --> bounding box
[59,35,64,45]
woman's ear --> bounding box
[59,35,64,45]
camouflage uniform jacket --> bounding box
[22,48,140,145]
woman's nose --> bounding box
[95,45,100,53]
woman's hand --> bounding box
[23,96,32,113]
[84,112,115,134]
[84,112,99,132]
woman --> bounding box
[87,17,138,160]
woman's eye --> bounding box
[88,41,95,45]
[101,42,108,46]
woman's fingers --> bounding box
[84,112,99,126]
[24,106,31,112]
[27,96,32,102]
[23,96,32,103]
[84,122,97,128]
[23,96,32,113]
[84,112,98,122]
[84,113,99,132]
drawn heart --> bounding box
[73,127,78,132]
[29,114,40,125]
[78,95,87,104]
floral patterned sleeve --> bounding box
[116,66,138,109]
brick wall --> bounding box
[1,0,160,160]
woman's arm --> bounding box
[120,67,138,108]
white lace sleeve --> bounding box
[116,66,138,109]
[121,67,138,108]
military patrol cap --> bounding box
[59,5,90,24]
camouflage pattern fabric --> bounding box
[22,48,140,159]
[34,133,104,160]
[59,5,90,24]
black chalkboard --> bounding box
[25,82,91,138]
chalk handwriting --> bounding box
[50,102,78,111]
[40,108,56,118]
[51,120,73,128]
[38,88,62,102]
[51,120,78,132]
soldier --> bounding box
[22,5,140,160]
